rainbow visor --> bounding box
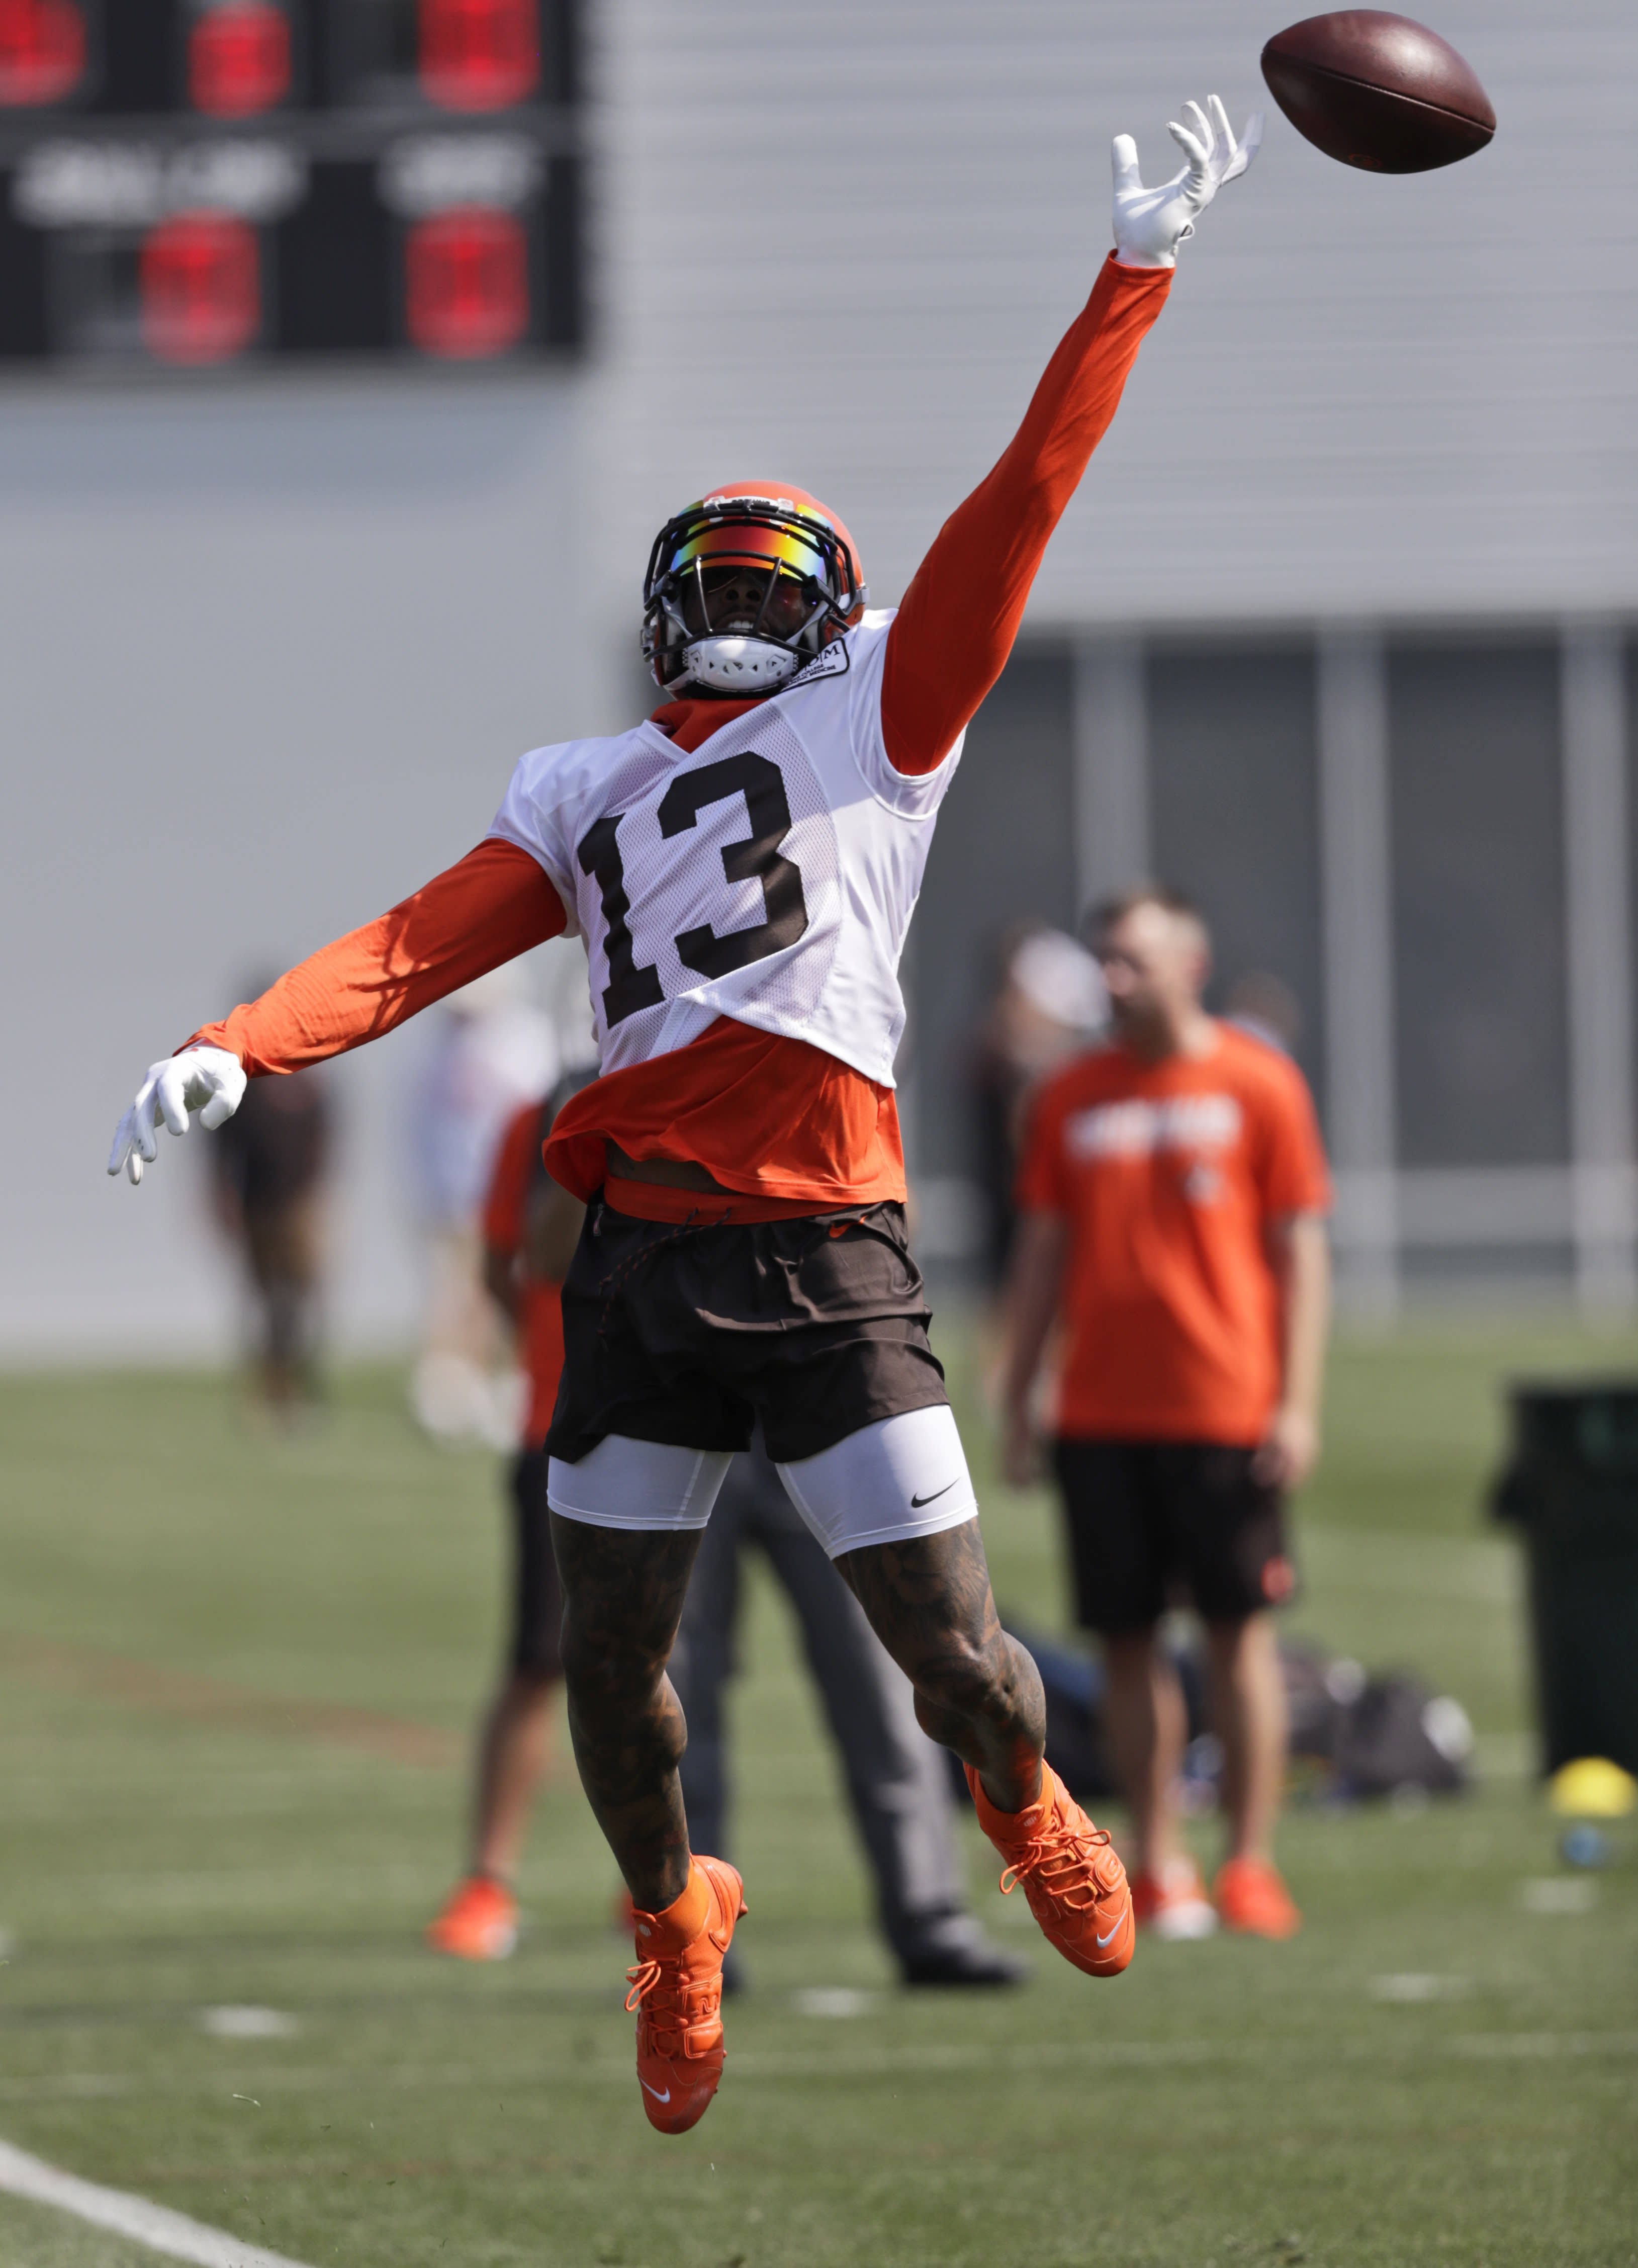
[662,514,832,590]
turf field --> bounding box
[1,1324,1634,2268]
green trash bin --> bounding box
[1490,1381,1638,1777]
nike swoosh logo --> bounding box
[910,1481,960,1509]
[640,2079,671,2102]
[1096,1924,1125,1948]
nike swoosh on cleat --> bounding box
[910,1481,960,1509]
[1096,1924,1125,1948]
[640,2079,671,2102]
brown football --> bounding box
[1260,12,1496,172]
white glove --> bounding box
[107,1045,247,1186]
[1112,94,1262,270]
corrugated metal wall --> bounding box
[598,0,1638,625]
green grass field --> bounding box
[1,1323,1635,2268]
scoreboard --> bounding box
[0,1,583,367]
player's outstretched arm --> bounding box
[107,838,568,1187]
[881,93,1259,777]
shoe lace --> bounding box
[624,1959,663,2013]
[624,1955,720,2036]
[998,1814,1115,1912]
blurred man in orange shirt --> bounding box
[427,1074,588,1960]
[1004,887,1330,1940]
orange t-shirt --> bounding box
[1015,1024,1331,1445]
[483,1099,567,1447]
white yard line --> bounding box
[0,2137,319,2268]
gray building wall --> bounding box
[0,377,616,1356]
[603,0,1638,623]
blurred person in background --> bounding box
[209,1029,331,1416]
[669,1428,1027,1992]
[1003,887,1330,1940]
[408,965,557,1448]
[968,925,1107,1295]
[427,1067,591,1960]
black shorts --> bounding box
[507,1447,564,1680]
[544,1198,948,1468]
[1052,1438,1296,1634]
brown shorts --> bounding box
[1052,1437,1296,1634]
[544,1198,949,1467]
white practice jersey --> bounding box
[488,613,963,1088]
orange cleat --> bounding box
[1130,1857,1218,1941]
[1214,1855,1301,1939]
[966,1762,1133,1977]
[425,1873,518,1961]
[624,1856,747,2135]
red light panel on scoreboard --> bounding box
[0,0,87,107]
[419,0,537,112]
[406,205,525,356]
[0,0,582,368]
[189,2,293,118]
[141,209,260,362]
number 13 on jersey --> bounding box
[577,750,812,1027]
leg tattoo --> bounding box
[550,1513,701,1912]
[838,1520,1046,1814]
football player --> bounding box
[110,100,1258,2135]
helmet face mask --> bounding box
[642,490,866,696]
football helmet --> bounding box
[642,483,867,695]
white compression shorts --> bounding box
[546,1403,978,1559]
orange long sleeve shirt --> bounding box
[188,257,1172,1211]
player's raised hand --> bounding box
[107,1045,247,1186]
[1112,94,1262,269]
